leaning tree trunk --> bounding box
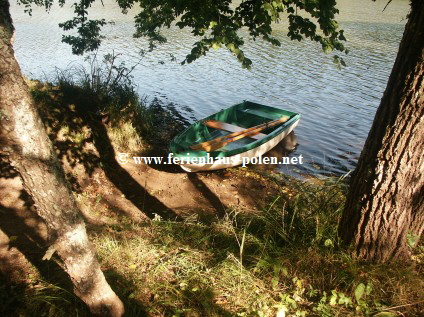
[339,0,424,263]
[0,0,124,315]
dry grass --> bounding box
[107,121,147,154]
[2,160,423,317]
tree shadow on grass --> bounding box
[101,267,235,316]
[150,219,261,267]
[0,155,148,315]
[95,228,237,317]
[33,85,179,220]
[91,220,275,316]
[0,199,233,316]
[0,202,149,316]
[163,278,235,317]
[0,274,27,316]
[0,205,241,316]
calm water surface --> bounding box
[10,0,410,177]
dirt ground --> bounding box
[79,160,281,221]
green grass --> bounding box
[2,174,423,316]
[29,52,188,163]
[84,177,421,317]
[51,52,188,148]
[86,175,422,316]
[0,275,89,317]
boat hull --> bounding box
[179,120,300,172]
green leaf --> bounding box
[49,0,348,67]
[287,297,297,309]
[373,312,397,317]
[329,293,337,306]
[272,276,279,290]
[366,283,373,295]
[262,3,272,12]
[323,44,332,54]
[355,283,366,302]
[212,42,221,50]
[324,239,334,247]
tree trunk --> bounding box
[339,0,424,263]
[0,0,124,315]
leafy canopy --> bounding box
[18,0,348,68]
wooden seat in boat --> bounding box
[203,120,267,140]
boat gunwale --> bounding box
[169,101,301,158]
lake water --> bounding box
[10,0,410,177]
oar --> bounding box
[191,116,289,151]
[190,119,276,151]
[203,117,288,151]
[191,116,288,151]
[203,120,266,140]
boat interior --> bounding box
[198,107,292,151]
[171,102,297,153]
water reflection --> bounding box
[250,131,299,173]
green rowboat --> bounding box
[169,101,301,172]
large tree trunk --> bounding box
[0,0,124,315]
[339,0,424,263]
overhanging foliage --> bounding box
[18,0,348,68]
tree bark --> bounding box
[339,0,424,262]
[0,0,124,315]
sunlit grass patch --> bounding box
[107,121,147,154]
[92,221,279,316]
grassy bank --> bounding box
[1,55,422,317]
[2,176,423,316]
[89,177,423,317]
